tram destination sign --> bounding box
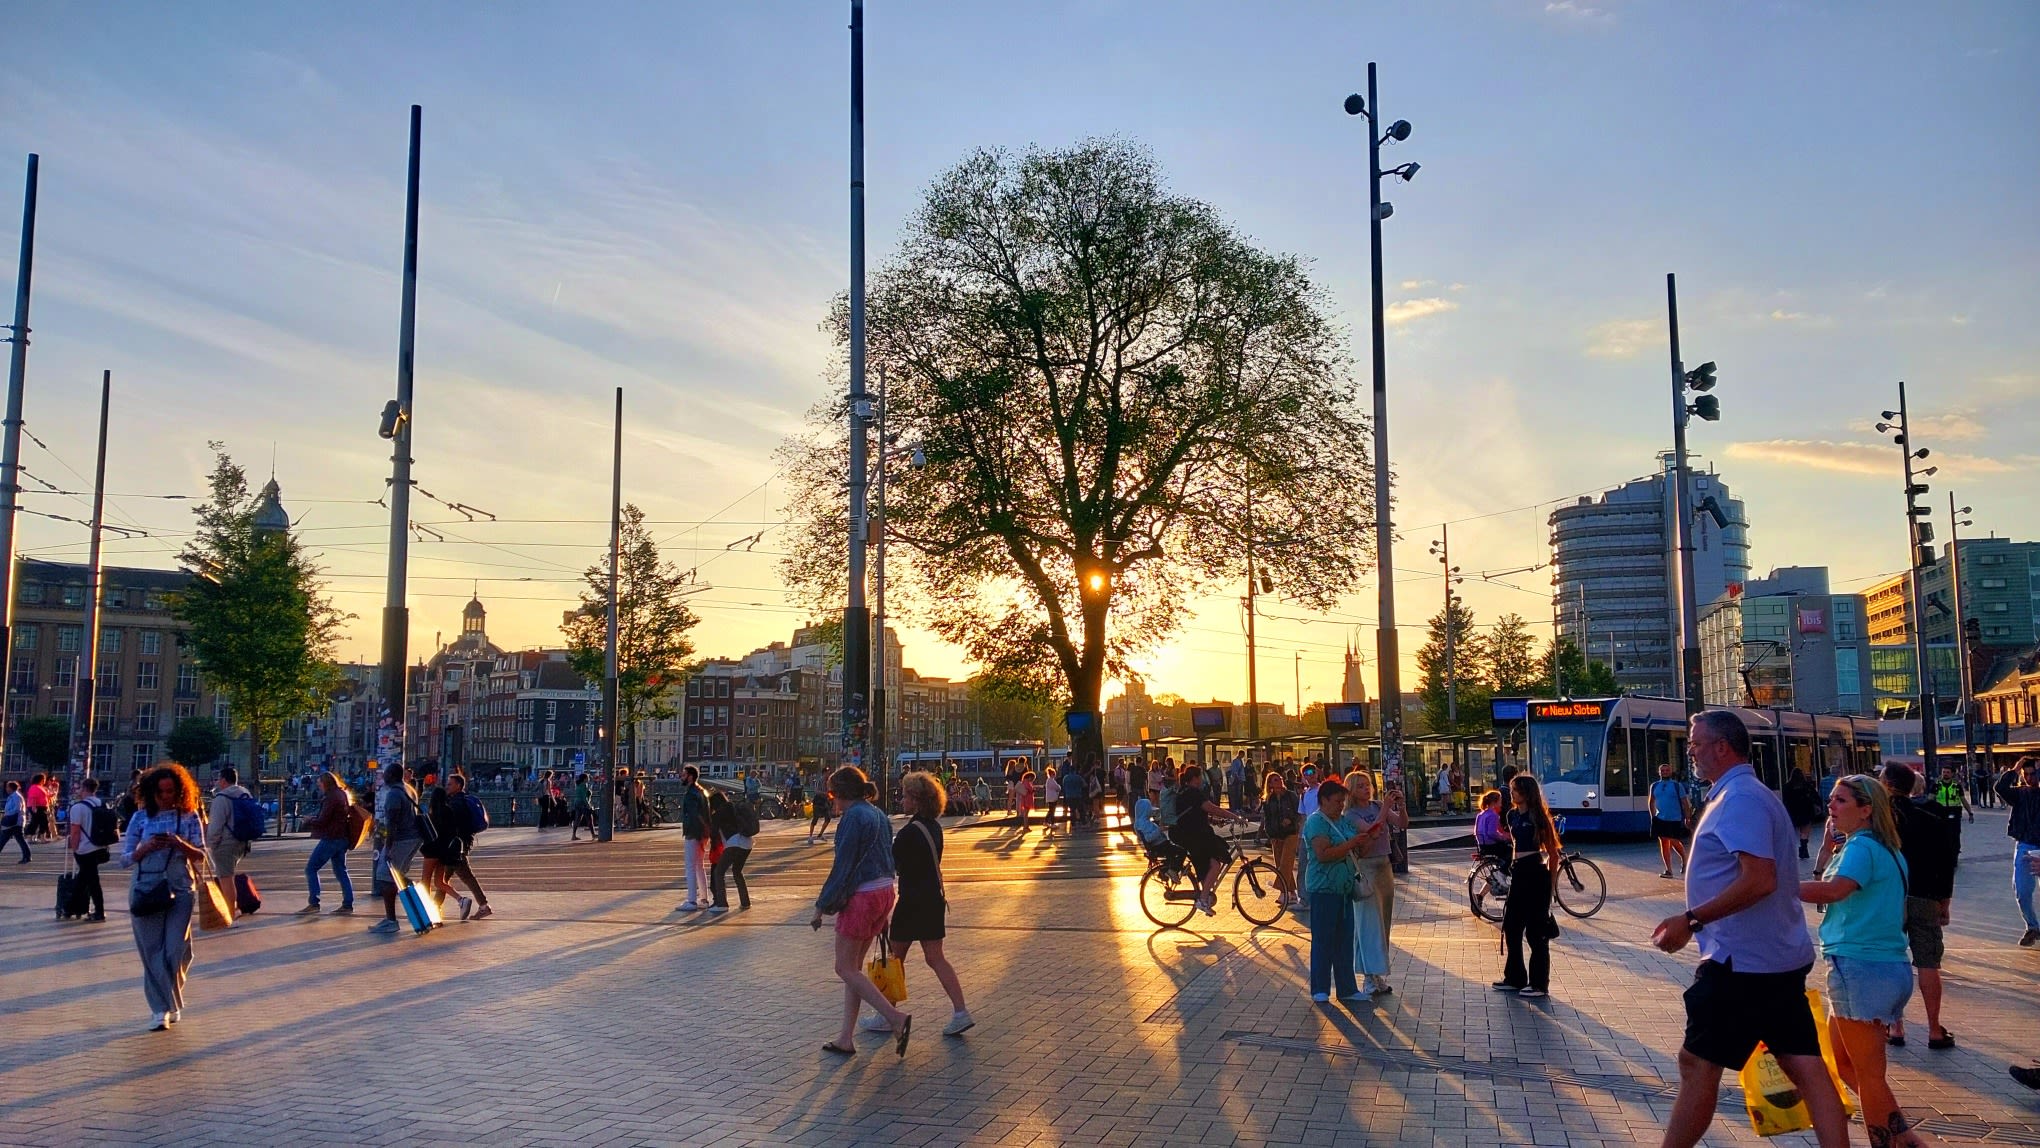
[1527,700,1609,720]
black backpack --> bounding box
[87,801,121,848]
[734,802,761,839]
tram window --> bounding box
[1787,738,1815,782]
[1823,739,1849,780]
[1750,740,1780,790]
[1603,725,1633,797]
[1647,731,1673,775]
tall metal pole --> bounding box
[0,154,39,762]
[599,387,621,842]
[1895,383,1937,768]
[1440,523,1455,729]
[380,107,421,769]
[1666,273,1704,714]
[1363,63,1403,789]
[1948,492,1975,784]
[841,0,872,776]
[68,371,110,792]
[1245,484,1260,746]
[872,366,888,805]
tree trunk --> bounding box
[1066,597,1109,768]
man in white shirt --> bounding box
[67,777,112,920]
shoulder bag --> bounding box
[912,819,946,908]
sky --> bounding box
[2,1,2035,715]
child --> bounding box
[1473,789,1510,875]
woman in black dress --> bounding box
[868,770,974,1038]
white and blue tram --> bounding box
[893,743,1144,782]
[1522,697,1882,834]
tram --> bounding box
[892,743,1144,781]
[1521,697,1882,834]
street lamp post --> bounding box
[1345,62,1420,875]
[1948,494,1975,785]
[842,0,873,778]
[0,154,40,763]
[1874,383,1937,769]
[378,106,422,771]
[1664,274,1719,716]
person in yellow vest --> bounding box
[1930,764,1972,863]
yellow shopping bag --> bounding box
[866,938,907,1005]
[1739,988,1855,1137]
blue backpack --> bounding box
[228,793,267,843]
[461,792,489,834]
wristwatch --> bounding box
[1684,910,1704,932]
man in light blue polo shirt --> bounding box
[1651,710,1847,1148]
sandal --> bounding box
[1928,1031,1955,1051]
[822,1041,856,1056]
[894,1015,912,1059]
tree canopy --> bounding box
[165,716,228,771]
[172,446,346,769]
[562,503,700,767]
[782,140,1376,741]
[16,715,69,771]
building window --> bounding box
[1835,620,1855,641]
[98,664,119,692]
[718,679,730,698]
[94,625,118,652]
[546,700,559,720]
[60,584,85,606]
[13,625,34,650]
[57,626,82,653]
[9,655,32,693]
[215,700,230,726]
[139,630,161,655]
[144,589,166,609]
[53,660,75,689]
[93,700,116,733]
[51,698,71,719]
[132,744,155,770]
[18,582,42,604]
[91,744,112,772]
[136,701,157,733]
[137,661,159,691]
[105,587,127,608]
[177,663,199,694]
[545,722,557,744]
[174,702,197,721]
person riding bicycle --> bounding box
[1168,767,1242,917]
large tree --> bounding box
[562,504,699,770]
[165,716,228,771]
[1484,613,1545,697]
[782,141,1377,756]
[16,715,69,772]
[1416,597,1491,737]
[173,446,346,776]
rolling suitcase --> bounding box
[389,866,442,934]
[234,872,262,915]
[56,872,79,920]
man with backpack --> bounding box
[206,766,263,920]
[708,789,758,912]
[66,777,118,921]
[676,766,712,912]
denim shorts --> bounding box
[1824,955,1914,1025]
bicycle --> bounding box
[1466,842,1607,922]
[1138,824,1285,929]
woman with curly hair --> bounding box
[120,763,207,1031]
[811,766,911,1057]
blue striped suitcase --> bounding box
[389,867,442,934]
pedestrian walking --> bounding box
[1003,757,1022,814]
[1650,762,1693,878]
[1302,778,1364,1002]
[204,767,255,921]
[860,771,973,1037]
[1,780,29,863]
[296,771,356,915]
[426,773,492,921]
[708,790,755,912]
[369,762,424,935]
[1261,772,1301,909]
[1652,710,1849,1148]
[1930,764,1972,863]
[1226,753,1247,812]
[1785,765,1822,860]
[807,771,836,844]
[1878,763,1956,1050]
[1799,774,1934,1147]
[120,764,207,1031]
[1494,774,1562,999]
[1041,767,1062,835]
[571,773,597,840]
[1343,770,1406,995]
[1014,770,1035,830]
[1997,756,2040,946]
[65,777,113,921]
[811,766,912,1057]
[677,766,711,911]
[24,772,54,842]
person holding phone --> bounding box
[1343,771,1408,996]
[120,764,207,1032]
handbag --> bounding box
[130,878,175,917]
[196,873,234,932]
[1349,854,1377,901]
[866,934,907,1005]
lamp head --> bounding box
[1396,162,1420,181]
[1344,93,1366,117]
[1881,410,1898,420]
[1919,466,1938,477]
[1914,448,1930,460]
[909,447,927,470]
[1874,422,1891,433]
[1387,119,1412,141]
[1377,201,1394,221]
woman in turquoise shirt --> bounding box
[1303,780,1367,1003]
[1800,774,1928,1148]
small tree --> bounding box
[173,446,347,777]
[1539,639,1621,698]
[1416,597,1491,737]
[16,715,70,772]
[1484,613,1545,698]
[562,504,700,773]
[166,716,228,771]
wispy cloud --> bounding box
[1384,297,1459,326]
[1544,0,1607,19]
[1726,438,2024,477]
[1583,318,1656,359]
[1399,279,1434,291]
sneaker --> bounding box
[1658,869,1674,879]
[676,901,702,913]
[167,1010,181,1025]
[458,896,474,922]
[1199,898,1217,917]
[472,905,493,921]
[2021,928,2040,948]
[369,919,400,935]
[1517,988,1548,999]
[295,904,322,915]
[332,904,354,916]
[1491,981,1522,992]
[1373,979,1394,997]
[943,1010,975,1037]
[149,1012,169,1032]
[1344,992,1373,1002]
[706,905,729,914]
[859,1014,895,1033]
[1310,992,1331,1003]
[2012,1065,2040,1090]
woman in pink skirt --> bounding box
[812,766,912,1057]
[1015,770,1037,831]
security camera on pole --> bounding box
[1664,274,1718,716]
[1344,63,1420,874]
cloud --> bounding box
[1545,0,1606,18]
[1770,309,1806,322]
[1384,297,1459,326]
[1583,318,1656,359]
[1399,279,1434,291]
[1726,439,2024,477]
[1909,411,1987,441]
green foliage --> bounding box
[968,673,1064,745]
[562,504,700,760]
[16,715,70,770]
[165,716,228,770]
[781,140,1377,721]
[1416,596,1492,736]
[172,445,346,766]
[1485,613,1545,697]
[1541,639,1622,698]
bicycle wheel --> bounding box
[1233,859,1284,926]
[1555,854,1607,918]
[1467,862,1506,924]
[1139,863,1199,929]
